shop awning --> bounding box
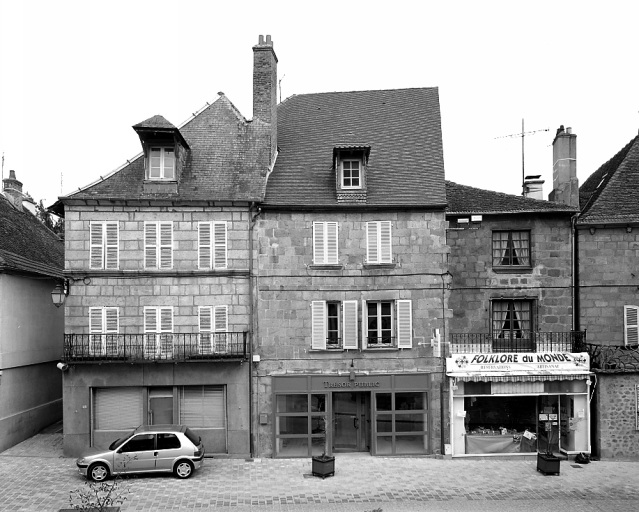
[448,373,592,382]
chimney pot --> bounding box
[266,35,272,45]
[259,35,264,44]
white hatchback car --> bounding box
[76,425,205,481]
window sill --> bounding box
[492,266,532,274]
[308,264,344,270]
[363,263,396,269]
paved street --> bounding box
[1,424,639,511]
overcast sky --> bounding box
[1,0,637,208]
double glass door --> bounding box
[332,392,370,452]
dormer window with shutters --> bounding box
[334,146,370,203]
[90,221,119,269]
[132,115,189,193]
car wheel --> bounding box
[88,462,109,482]
[174,460,194,479]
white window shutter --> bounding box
[198,222,212,269]
[361,299,369,348]
[159,307,174,358]
[380,221,392,263]
[104,307,119,356]
[397,300,413,348]
[89,307,104,355]
[313,222,324,264]
[342,300,358,349]
[144,307,158,358]
[311,301,327,350]
[624,305,639,346]
[366,222,378,263]
[144,223,158,269]
[90,223,104,269]
[105,222,119,269]
[159,222,173,269]
[214,305,229,353]
[326,222,338,264]
[213,222,227,269]
[89,307,103,333]
[199,306,213,354]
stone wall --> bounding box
[578,227,639,345]
[594,373,639,460]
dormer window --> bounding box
[149,147,175,180]
[341,159,362,189]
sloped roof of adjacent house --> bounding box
[53,95,270,209]
[263,88,446,208]
[445,181,578,215]
[578,134,639,225]
[0,195,64,278]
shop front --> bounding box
[272,373,432,457]
[447,352,591,457]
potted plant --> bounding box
[536,421,560,475]
[311,416,335,478]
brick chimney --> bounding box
[253,34,278,166]
[549,125,579,207]
[3,170,25,209]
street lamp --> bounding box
[51,280,68,308]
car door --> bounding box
[154,432,184,472]
[114,433,157,474]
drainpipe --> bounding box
[571,214,580,333]
[440,271,451,455]
[248,202,262,458]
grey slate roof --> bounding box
[445,181,578,215]
[0,195,64,278]
[578,134,639,225]
[132,115,178,130]
[263,88,446,207]
[56,95,270,207]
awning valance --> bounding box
[448,373,592,383]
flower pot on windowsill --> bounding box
[536,452,560,475]
[312,455,335,478]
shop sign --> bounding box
[446,352,589,375]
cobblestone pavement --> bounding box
[1,425,639,511]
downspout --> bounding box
[571,213,580,333]
[249,202,263,459]
[440,271,451,455]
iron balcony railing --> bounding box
[63,332,248,363]
[449,331,587,355]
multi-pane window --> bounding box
[492,231,530,267]
[144,221,173,269]
[149,147,175,180]
[198,305,229,354]
[313,222,338,264]
[624,305,639,346]
[492,299,532,342]
[363,300,412,349]
[198,222,228,269]
[341,160,361,188]
[88,307,119,356]
[144,306,174,359]
[366,221,392,264]
[311,300,358,350]
[90,222,119,269]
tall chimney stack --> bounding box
[253,34,278,166]
[549,125,579,207]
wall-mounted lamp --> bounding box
[589,227,596,235]
[51,280,69,308]
[349,359,356,381]
[626,226,633,233]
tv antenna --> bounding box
[495,119,549,196]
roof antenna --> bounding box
[495,119,549,196]
[278,74,285,103]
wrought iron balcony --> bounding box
[62,332,248,363]
[449,331,587,355]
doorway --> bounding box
[332,392,370,452]
[149,387,173,424]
